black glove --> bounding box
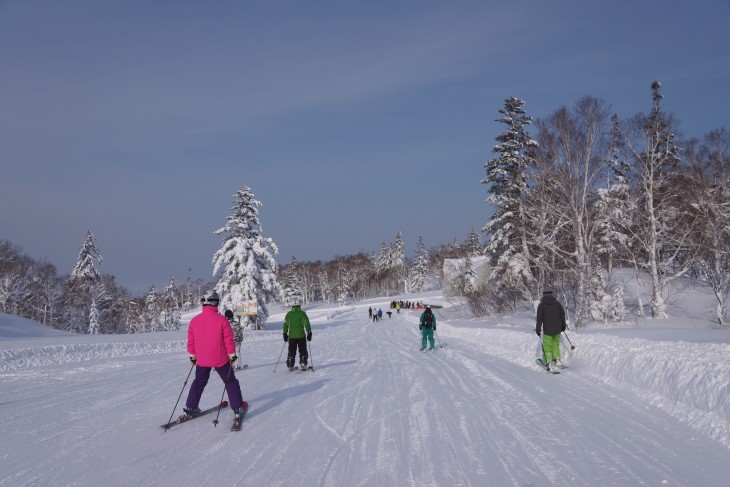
[433,325,436,331]
[306,332,312,341]
[283,333,288,342]
[189,355,196,364]
[419,325,423,331]
[535,329,541,337]
[229,355,238,365]
[562,325,566,332]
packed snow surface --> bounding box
[2,293,730,486]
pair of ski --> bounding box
[419,347,435,352]
[535,358,566,374]
[161,400,249,432]
[288,365,314,373]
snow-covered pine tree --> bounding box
[88,298,100,334]
[464,228,483,257]
[143,285,161,332]
[283,256,304,306]
[392,231,409,293]
[213,186,282,329]
[70,231,103,284]
[162,276,181,331]
[482,96,539,300]
[611,283,626,322]
[410,236,429,292]
[63,231,103,333]
[376,242,391,275]
[595,113,634,275]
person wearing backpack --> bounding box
[419,305,437,351]
[535,287,567,371]
[225,309,244,370]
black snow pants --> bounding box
[287,338,308,368]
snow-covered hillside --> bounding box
[2,290,730,486]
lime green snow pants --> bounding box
[542,334,561,362]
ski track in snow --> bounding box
[1,306,730,486]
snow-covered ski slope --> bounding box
[2,299,730,487]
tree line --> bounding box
[0,235,208,334]
[0,191,479,334]
[3,81,726,332]
[482,81,729,327]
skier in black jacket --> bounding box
[535,288,566,370]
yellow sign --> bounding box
[235,301,257,317]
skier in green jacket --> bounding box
[283,304,312,370]
[419,305,437,351]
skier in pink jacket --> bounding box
[183,290,245,420]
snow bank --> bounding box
[0,330,278,372]
[445,323,730,448]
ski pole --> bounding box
[163,361,195,432]
[486,306,503,326]
[563,330,576,350]
[212,364,233,427]
[308,341,315,371]
[273,340,286,373]
[434,329,443,349]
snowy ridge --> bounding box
[0,330,278,372]
[446,324,730,448]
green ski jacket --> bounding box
[283,305,311,339]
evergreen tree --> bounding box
[213,186,282,329]
[595,113,634,275]
[88,298,100,334]
[464,228,483,257]
[143,285,161,332]
[69,231,103,284]
[63,231,103,333]
[283,256,304,306]
[482,96,538,299]
[410,236,429,292]
[162,276,181,331]
[392,231,408,293]
[376,242,390,275]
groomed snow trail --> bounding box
[1,306,729,486]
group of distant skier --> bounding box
[368,307,383,321]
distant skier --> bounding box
[377,308,383,320]
[419,305,436,351]
[535,287,567,371]
[225,309,244,369]
[283,303,312,370]
[184,291,245,421]
[369,307,373,320]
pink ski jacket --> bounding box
[187,306,236,367]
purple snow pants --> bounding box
[185,362,243,411]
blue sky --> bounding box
[2,0,729,293]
